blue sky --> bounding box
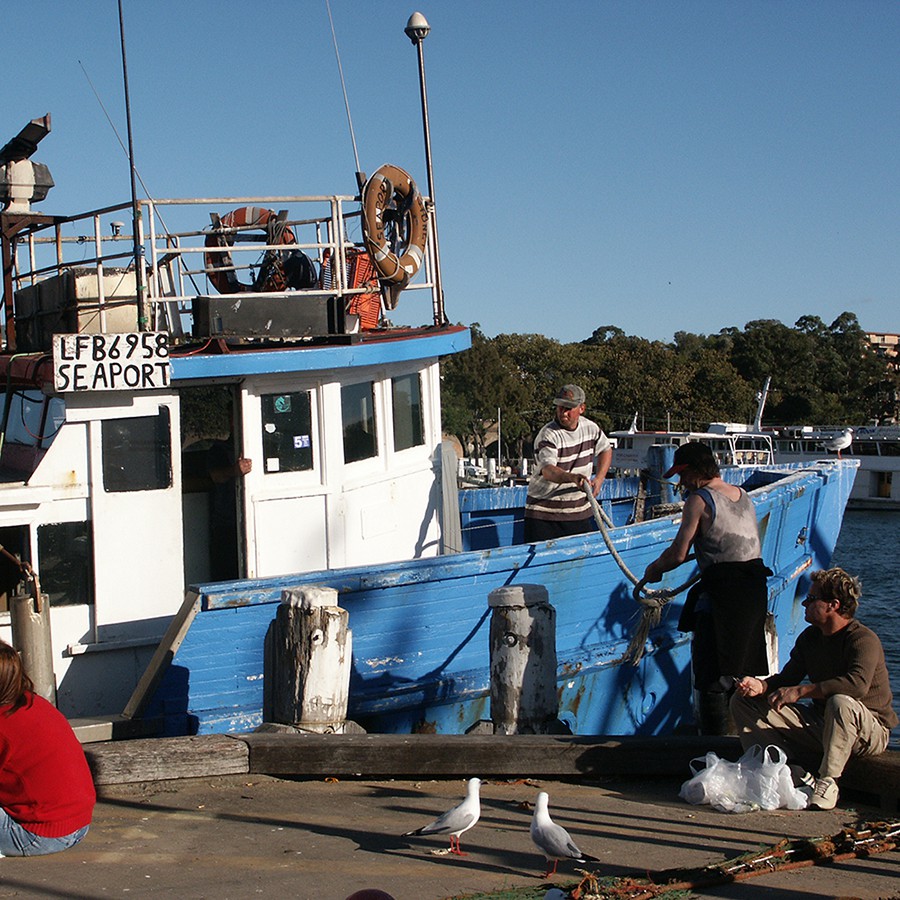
[5,1,898,344]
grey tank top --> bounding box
[693,486,761,571]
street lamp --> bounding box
[405,12,446,324]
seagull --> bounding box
[402,777,481,856]
[530,791,600,877]
[822,427,853,459]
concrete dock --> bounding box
[1,771,897,899]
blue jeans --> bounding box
[0,808,89,857]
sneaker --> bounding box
[809,776,839,810]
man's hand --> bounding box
[768,685,804,710]
[735,675,766,698]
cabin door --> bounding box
[80,393,185,634]
[180,385,248,584]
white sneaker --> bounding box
[809,776,839,810]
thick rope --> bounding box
[584,485,700,665]
[569,819,900,899]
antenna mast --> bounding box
[117,0,146,329]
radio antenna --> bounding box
[116,0,147,328]
[324,0,365,191]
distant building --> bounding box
[867,332,899,358]
[866,332,900,423]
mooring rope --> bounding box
[568,818,900,899]
[584,485,700,665]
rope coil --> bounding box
[583,485,699,665]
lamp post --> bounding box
[405,11,446,324]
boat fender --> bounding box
[361,164,428,290]
[204,206,310,294]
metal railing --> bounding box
[1,192,441,348]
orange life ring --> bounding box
[204,206,297,294]
[361,165,428,286]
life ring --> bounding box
[203,206,298,294]
[361,164,428,286]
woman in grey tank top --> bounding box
[642,442,771,734]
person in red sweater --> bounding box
[0,641,96,856]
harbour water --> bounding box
[829,509,899,723]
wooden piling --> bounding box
[488,584,558,734]
[269,586,352,732]
[10,578,56,704]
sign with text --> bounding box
[53,332,170,392]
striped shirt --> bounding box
[525,417,611,522]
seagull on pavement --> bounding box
[530,791,600,877]
[822,427,853,459]
[402,777,481,856]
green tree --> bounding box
[440,326,530,460]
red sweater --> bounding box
[0,693,96,837]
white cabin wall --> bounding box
[241,359,443,578]
[0,393,184,717]
[19,417,89,491]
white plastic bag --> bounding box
[679,744,808,813]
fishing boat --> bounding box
[611,382,776,475]
[0,110,859,741]
[770,424,900,510]
[611,422,775,474]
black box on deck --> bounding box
[192,294,344,339]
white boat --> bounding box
[611,423,774,474]
[770,425,900,509]
[612,379,775,475]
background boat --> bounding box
[770,425,900,510]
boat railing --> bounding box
[1,191,442,352]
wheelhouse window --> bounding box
[37,522,94,607]
[0,391,65,483]
[342,381,377,463]
[2,391,64,448]
[261,391,314,473]
[392,373,424,452]
[102,408,172,492]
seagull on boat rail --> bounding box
[402,777,481,855]
[530,790,601,877]
[822,427,853,458]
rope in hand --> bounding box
[0,544,41,613]
[583,483,700,665]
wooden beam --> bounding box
[82,731,900,813]
[237,732,743,778]
[85,734,248,786]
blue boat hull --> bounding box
[141,461,857,736]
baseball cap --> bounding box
[663,441,715,478]
[554,384,585,409]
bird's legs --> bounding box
[449,835,467,856]
[541,859,558,878]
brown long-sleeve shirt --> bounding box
[766,618,898,730]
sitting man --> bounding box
[731,567,897,810]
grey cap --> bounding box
[554,384,586,409]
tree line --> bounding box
[440,312,900,461]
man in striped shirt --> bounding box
[524,384,612,543]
